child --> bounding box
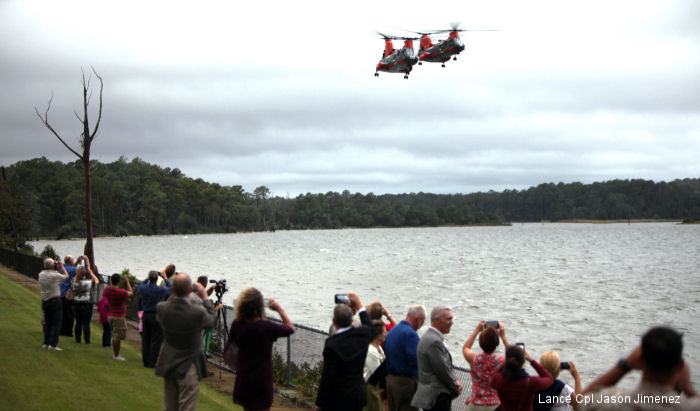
[98,292,111,348]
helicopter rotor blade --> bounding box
[375,31,419,40]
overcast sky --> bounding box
[1,0,698,196]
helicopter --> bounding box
[374,32,419,79]
[412,23,499,68]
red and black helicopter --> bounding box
[414,23,499,67]
[375,23,498,77]
[374,32,419,79]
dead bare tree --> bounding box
[35,67,103,274]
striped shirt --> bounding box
[103,286,129,317]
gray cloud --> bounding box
[1,1,699,197]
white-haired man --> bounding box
[384,304,426,411]
[411,306,462,411]
[38,258,68,350]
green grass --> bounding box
[0,273,238,411]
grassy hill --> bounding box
[0,270,235,411]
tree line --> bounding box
[2,157,699,244]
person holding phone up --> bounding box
[462,320,511,410]
[533,351,581,411]
[229,287,294,411]
[491,343,554,411]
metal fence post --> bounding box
[286,335,292,383]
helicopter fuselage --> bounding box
[376,47,419,73]
[419,36,465,63]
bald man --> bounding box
[155,273,216,411]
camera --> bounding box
[485,320,499,329]
[560,362,570,370]
[334,293,350,304]
[209,279,228,297]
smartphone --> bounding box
[264,298,270,308]
[334,293,350,304]
[560,362,570,370]
[516,342,525,350]
[485,320,499,329]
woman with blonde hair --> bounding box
[71,256,99,343]
[533,351,581,411]
[228,287,294,411]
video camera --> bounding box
[209,279,228,298]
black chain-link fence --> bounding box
[0,248,43,280]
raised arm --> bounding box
[568,361,583,398]
[383,305,398,326]
[57,261,69,281]
[498,321,511,347]
[583,345,642,394]
[463,320,486,368]
[124,275,133,297]
[674,359,697,397]
[83,256,99,283]
[268,298,295,332]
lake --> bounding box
[32,222,700,388]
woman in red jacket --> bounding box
[491,344,553,411]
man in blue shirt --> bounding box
[59,255,81,337]
[137,270,171,367]
[383,304,426,411]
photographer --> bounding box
[230,288,294,410]
[104,273,132,361]
[534,352,581,411]
[39,258,69,350]
[195,275,222,357]
[463,320,510,410]
[136,270,171,367]
[59,254,80,337]
[491,344,553,411]
[71,256,99,344]
[580,326,699,410]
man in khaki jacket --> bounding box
[155,273,216,411]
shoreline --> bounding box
[29,219,695,242]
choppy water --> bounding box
[32,223,700,388]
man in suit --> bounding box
[411,306,462,411]
[316,291,375,410]
[155,273,216,411]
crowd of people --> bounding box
[37,257,698,411]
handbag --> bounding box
[367,360,387,389]
[223,337,239,371]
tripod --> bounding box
[211,288,229,380]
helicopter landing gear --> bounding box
[404,74,409,79]
[374,72,379,77]
[453,56,457,61]
[418,61,422,65]
[441,63,446,68]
